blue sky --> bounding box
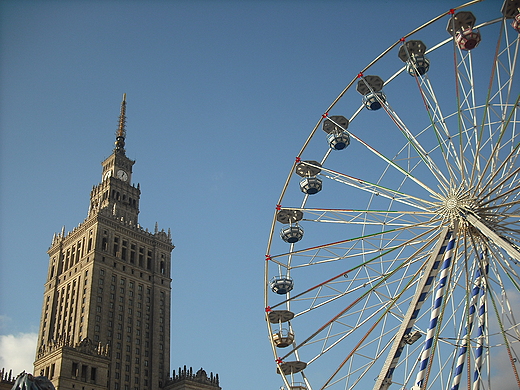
[0,1,505,389]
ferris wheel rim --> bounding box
[265,2,520,390]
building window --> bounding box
[129,243,136,262]
[113,241,119,257]
[81,365,87,381]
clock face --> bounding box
[103,170,112,181]
[116,169,128,182]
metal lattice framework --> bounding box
[264,1,520,390]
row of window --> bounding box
[101,232,169,275]
[49,230,94,280]
[42,275,83,343]
[95,270,165,389]
[71,362,97,383]
[39,363,55,380]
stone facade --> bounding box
[28,96,221,390]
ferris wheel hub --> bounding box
[437,190,478,223]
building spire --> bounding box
[114,93,127,153]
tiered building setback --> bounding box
[32,95,220,390]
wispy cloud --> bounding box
[0,333,37,376]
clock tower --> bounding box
[34,95,176,390]
[89,94,140,225]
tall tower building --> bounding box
[34,95,175,390]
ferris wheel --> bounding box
[264,1,520,390]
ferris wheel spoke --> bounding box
[471,23,520,190]
[346,129,441,199]
[475,144,520,202]
[450,23,492,189]
[464,212,520,262]
[318,166,437,210]
[373,227,452,389]
[409,75,462,184]
[485,21,519,118]
[298,207,437,226]
[268,219,442,270]
[473,98,520,195]
[480,272,520,388]
[279,253,422,370]
[479,197,520,213]
[273,230,447,388]
[358,76,451,190]
[484,241,520,292]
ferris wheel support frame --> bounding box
[373,226,452,390]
